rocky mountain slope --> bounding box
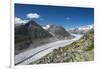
[15,20,73,55]
[31,29,94,64]
[15,20,53,55]
[43,24,73,39]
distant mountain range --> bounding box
[68,24,93,34]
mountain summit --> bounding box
[45,24,73,39]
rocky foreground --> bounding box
[31,29,94,64]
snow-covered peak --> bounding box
[78,24,93,30]
[68,24,93,34]
[42,25,51,30]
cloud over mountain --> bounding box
[26,13,40,19]
[15,17,28,24]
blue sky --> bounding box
[15,4,94,29]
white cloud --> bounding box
[26,13,40,19]
[15,17,28,24]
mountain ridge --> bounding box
[15,20,73,55]
[68,24,93,34]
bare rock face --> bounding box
[15,20,52,40]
